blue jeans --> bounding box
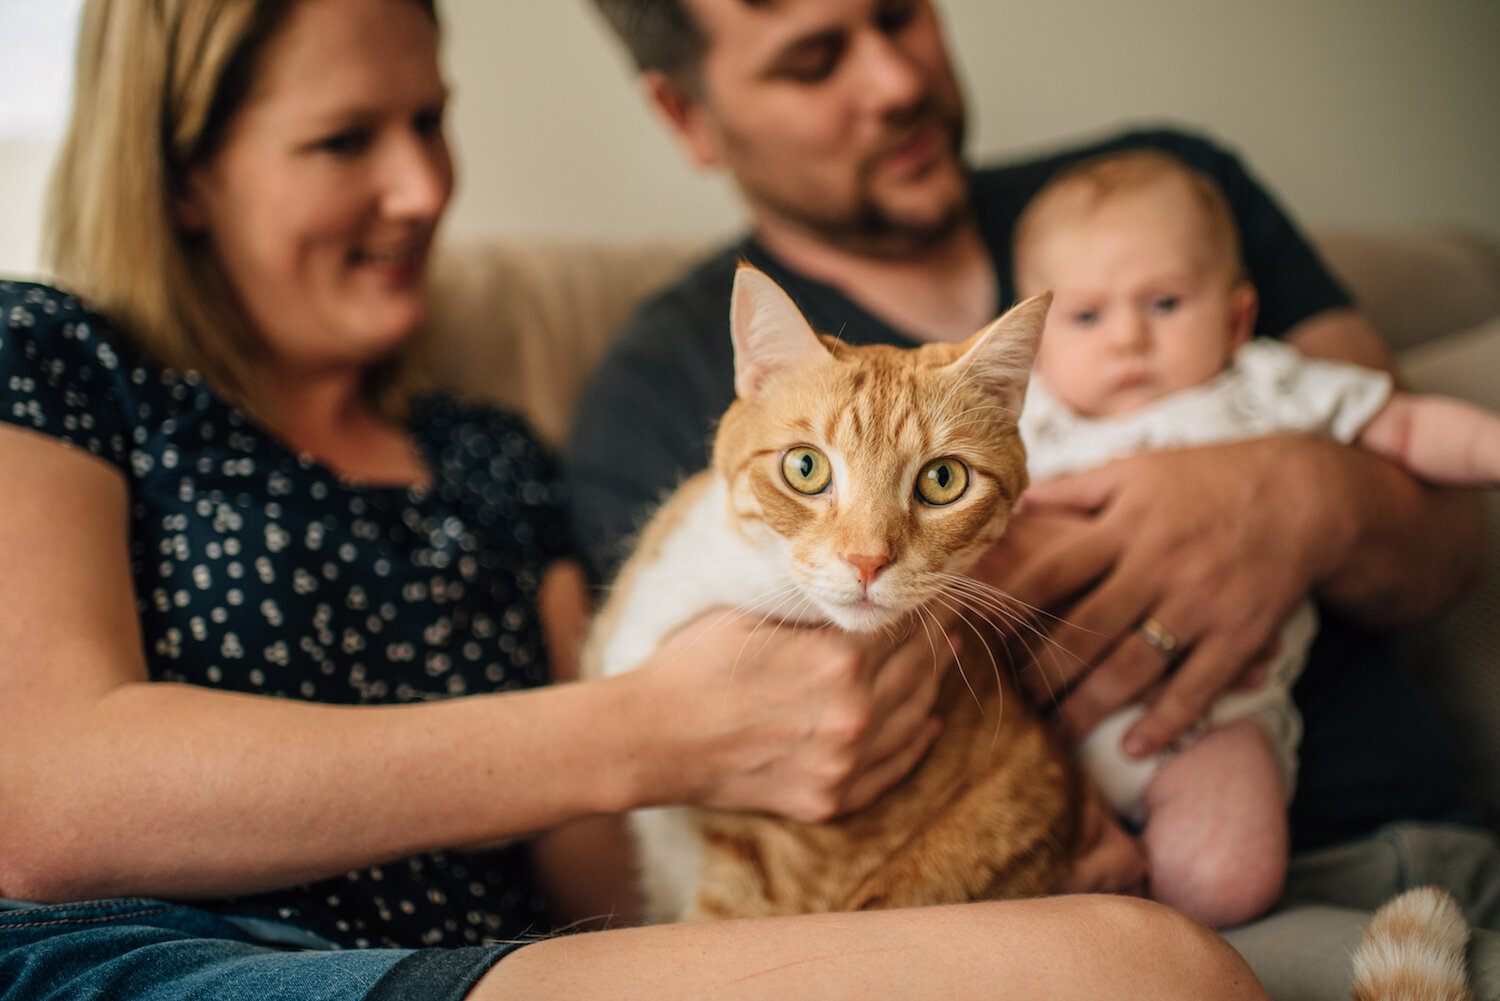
[0,897,523,1001]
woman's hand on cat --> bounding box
[634,610,959,822]
[985,438,1329,756]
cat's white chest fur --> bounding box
[592,473,812,922]
[595,474,811,682]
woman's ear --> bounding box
[173,172,209,233]
[642,69,725,169]
[1229,280,1258,348]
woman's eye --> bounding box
[782,446,833,495]
[915,457,969,506]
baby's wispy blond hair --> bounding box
[1013,149,1246,295]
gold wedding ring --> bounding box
[1136,617,1180,659]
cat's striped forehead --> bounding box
[763,338,1019,465]
[714,339,1027,547]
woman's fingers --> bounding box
[838,715,945,814]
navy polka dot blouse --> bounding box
[0,280,570,949]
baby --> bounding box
[1012,149,1500,928]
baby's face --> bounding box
[1020,182,1253,418]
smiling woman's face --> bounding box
[180,0,453,379]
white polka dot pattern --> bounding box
[0,281,566,948]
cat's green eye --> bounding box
[916,458,969,505]
[782,446,832,495]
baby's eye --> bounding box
[1072,308,1099,326]
[782,446,833,495]
[1151,296,1180,314]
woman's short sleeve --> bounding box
[427,399,574,568]
[0,281,133,468]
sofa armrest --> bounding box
[1314,226,1500,352]
[1393,312,1500,829]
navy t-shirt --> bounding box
[0,280,571,949]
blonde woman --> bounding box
[0,1,1267,998]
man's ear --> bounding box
[1229,280,1258,348]
[643,69,724,168]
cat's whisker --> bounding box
[927,591,1014,750]
[939,410,1023,435]
[730,585,820,670]
[911,605,951,680]
[930,570,1089,638]
[629,577,809,685]
[928,577,1038,650]
[708,588,821,714]
[926,592,1001,720]
[929,573,1094,711]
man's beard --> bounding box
[823,189,974,259]
[749,111,973,259]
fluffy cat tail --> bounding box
[1350,886,1473,1001]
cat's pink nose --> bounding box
[846,553,892,586]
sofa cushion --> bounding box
[421,240,701,448]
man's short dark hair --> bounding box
[589,0,767,84]
[588,0,705,80]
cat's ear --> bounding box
[947,291,1051,418]
[730,265,831,401]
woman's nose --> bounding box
[380,132,453,221]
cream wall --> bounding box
[439,0,1500,247]
[3,0,1498,275]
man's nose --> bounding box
[854,31,925,115]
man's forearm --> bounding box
[1287,308,1490,621]
[1292,433,1488,624]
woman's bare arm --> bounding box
[0,425,677,901]
[0,425,949,903]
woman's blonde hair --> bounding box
[45,0,438,423]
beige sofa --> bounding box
[422,227,1500,828]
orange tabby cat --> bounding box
[582,265,1080,923]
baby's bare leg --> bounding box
[1142,717,1288,928]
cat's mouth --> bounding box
[819,594,904,633]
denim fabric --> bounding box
[0,897,521,1001]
